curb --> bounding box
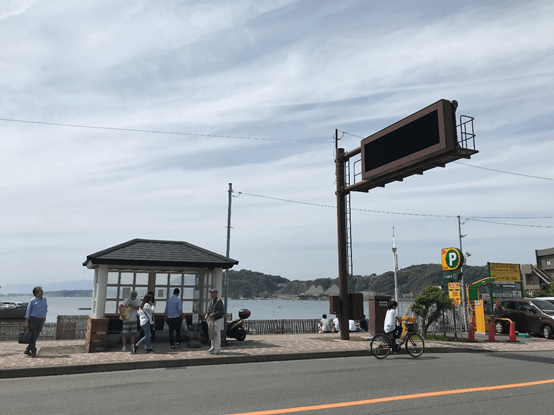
[0,347,485,379]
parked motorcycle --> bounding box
[227,309,251,341]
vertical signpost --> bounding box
[442,247,463,337]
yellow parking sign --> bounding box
[441,248,463,271]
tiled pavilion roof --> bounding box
[83,239,238,269]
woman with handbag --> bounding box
[133,294,155,353]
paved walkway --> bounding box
[2,332,553,379]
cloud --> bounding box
[0,1,553,286]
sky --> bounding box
[1,0,553,291]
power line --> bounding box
[467,218,552,228]
[0,117,331,144]
[454,161,553,181]
[340,134,553,182]
[237,191,553,228]
[339,130,365,139]
[3,118,553,180]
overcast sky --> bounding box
[1,0,553,290]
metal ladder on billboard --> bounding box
[345,158,354,278]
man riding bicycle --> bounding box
[384,301,403,352]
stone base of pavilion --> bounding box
[85,316,109,353]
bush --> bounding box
[411,285,454,338]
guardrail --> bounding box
[244,319,321,334]
[0,315,89,341]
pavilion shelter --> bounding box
[82,238,238,352]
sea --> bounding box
[5,295,371,323]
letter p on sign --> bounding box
[441,248,463,271]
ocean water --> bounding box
[4,296,371,323]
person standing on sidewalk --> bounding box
[164,288,183,349]
[120,291,140,352]
[205,289,224,354]
[24,286,48,358]
[133,294,155,353]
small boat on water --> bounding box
[0,301,27,320]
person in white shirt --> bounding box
[133,294,155,353]
[319,314,333,333]
[332,316,340,333]
[384,301,403,351]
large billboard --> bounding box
[361,99,457,181]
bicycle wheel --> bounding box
[370,334,391,359]
[405,333,424,357]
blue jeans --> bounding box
[136,323,151,349]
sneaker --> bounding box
[24,350,32,356]
[171,345,176,349]
[131,344,137,354]
[146,348,154,353]
[175,343,181,349]
[122,346,127,352]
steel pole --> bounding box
[458,215,467,335]
[336,147,349,340]
[223,183,232,343]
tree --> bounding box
[410,285,454,338]
[532,282,554,298]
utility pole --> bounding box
[224,183,233,341]
[458,215,468,333]
[392,227,399,302]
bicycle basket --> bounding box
[405,322,418,333]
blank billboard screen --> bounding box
[361,99,457,181]
[364,110,440,172]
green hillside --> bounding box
[227,264,489,299]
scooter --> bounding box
[227,309,251,341]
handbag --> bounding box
[120,305,132,321]
[18,330,35,344]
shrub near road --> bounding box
[411,285,455,338]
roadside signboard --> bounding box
[489,263,521,282]
[448,282,461,305]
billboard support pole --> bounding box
[336,146,350,340]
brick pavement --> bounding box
[1,332,553,379]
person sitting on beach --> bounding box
[332,315,340,333]
[357,314,368,332]
[318,314,333,333]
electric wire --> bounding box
[0,117,331,144]
[1,118,552,179]
[237,191,553,228]
[454,161,553,181]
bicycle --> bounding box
[370,322,425,359]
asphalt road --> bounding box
[2,351,554,414]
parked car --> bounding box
[494,298,554,339]
[536,297,554,305]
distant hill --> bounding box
[367,264,489,296]
[0,280,93,296]
[227,264,489,299]
[1,266,490,299]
